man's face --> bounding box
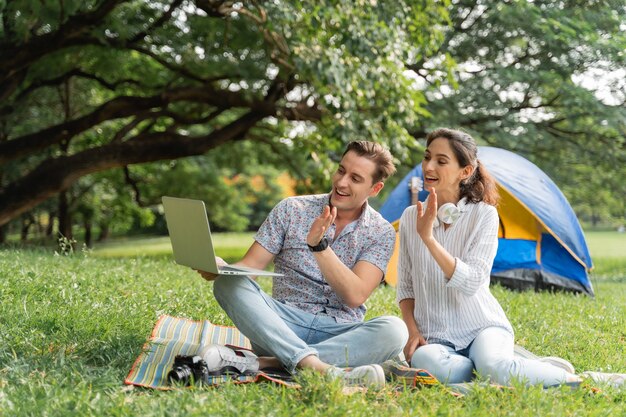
[330,151,384,212]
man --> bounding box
[196,141,408,387]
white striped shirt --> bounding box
[396,197,513,350]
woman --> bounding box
[396,128,581,387]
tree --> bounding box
[406,0,626,225]
[0,0,448,228]
[3,1,624,235]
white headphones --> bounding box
[437,202,461,225]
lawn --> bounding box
[92,232,254,262]
[584,230,626,260]
[1,231,625,416]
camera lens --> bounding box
[168,365,192,385]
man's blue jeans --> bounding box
[213,275,408,373]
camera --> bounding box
[167,355,210,386]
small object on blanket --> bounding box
[199,344,260,375]
[381,360,439,387]
[125,315,298,389]
[381,360,466,397]
[168,355,211,386]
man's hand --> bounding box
[403,330,428,363]
[306,205,337,246]
[416,187,438,242]
[194,256,227,281]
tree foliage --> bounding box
[1,0,624,239]
[406,0,626,225]
[0,0,448,233]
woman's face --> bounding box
[422,137,471,195]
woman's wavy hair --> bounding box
[425,128,499,206]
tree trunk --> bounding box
[21,217,31,241]
[591,213,600,227]
[0,224,6,244]
[84,221,92,248]
[97,223,110,242]
[46,211,55,237]
[35,215,44,237]
[58,192,72,239]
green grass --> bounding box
[584,230,626,259]
[1,234,626,416]
[88,229,626,266]
[92,233,255,261]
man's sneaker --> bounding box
[199,344,259,375]
[538,356,576,374]
[326,364,386,388]
[381,360,439,387]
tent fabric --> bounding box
[477,147,592,269]
[492,239,538,271]
[379,146,594,296]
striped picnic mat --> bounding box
[124,315,297,389]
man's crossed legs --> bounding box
[207,274,408,387]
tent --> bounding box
[379,146,594,296]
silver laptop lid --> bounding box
[161,196,220,273]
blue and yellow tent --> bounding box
[380,146,594,296]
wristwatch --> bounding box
[307,238,329,252]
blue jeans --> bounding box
[213,275,408,373]
[410,326,568,387]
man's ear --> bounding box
[370,181,384,197]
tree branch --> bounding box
[15,69,141,102]
[407,2,486,73]
[0,85,259,165]
[194,0,237,18]
[128,0,185,43]
[110,114,153,143]
[458,92,561,127]
[123,166,146,207]
[125,44,242,84]
[252,134,308,180]
[280,101,323,121]
[0,0,127,96]
[0,110,268,225]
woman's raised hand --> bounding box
[416,187,438,241]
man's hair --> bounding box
[342,141,396,183]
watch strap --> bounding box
[307,238,329,252]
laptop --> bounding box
[161,196,283,276]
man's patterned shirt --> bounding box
[255,194,396,323]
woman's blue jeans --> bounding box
[410,326,569,387]
[213,274,408,373]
